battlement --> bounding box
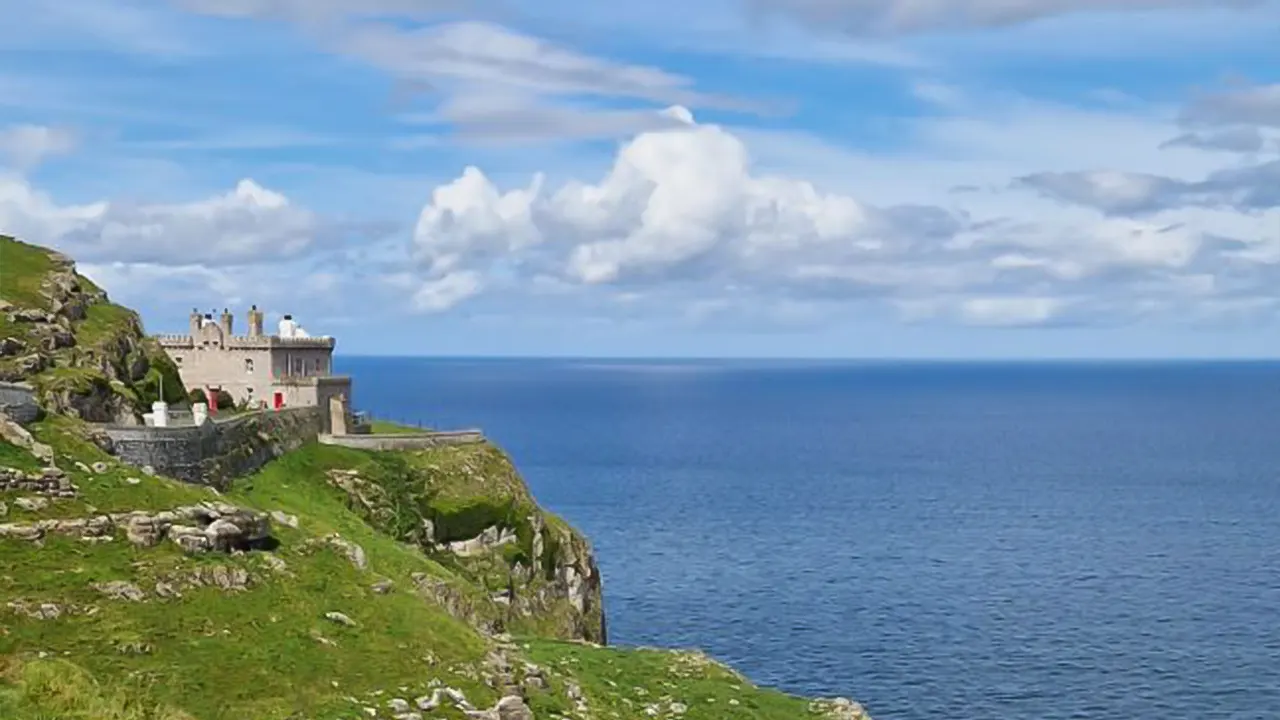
[155,334,336,350]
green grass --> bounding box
[366,420,427,434]
[75,303,136,349]
[0,656,197,720]
[523,639,829,720]
[0,235,58,343]
[0,236,57,311]
[1,423,496,719]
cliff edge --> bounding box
[0,235,185,424]
[0,235,871,719]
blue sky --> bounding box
[2,0,1280,358]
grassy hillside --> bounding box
[0,235,871,719]
[0,235,185,422]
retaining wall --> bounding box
[318,429,484,452]
[102,406,324,488]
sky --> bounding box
[2,0,1280,359]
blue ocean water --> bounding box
[336,358,1280,720]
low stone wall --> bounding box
[318,429,485,452]
[0,381,40,425]
[102,407,324,488]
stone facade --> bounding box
[155,306,351,414]
[103,406,324,488]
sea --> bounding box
[337,357,1280,720]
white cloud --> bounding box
[0,125,79,170]
[172,1,763,143]
[411,270,484,312]
[402,107,1280,325]
[959,296,1065,327]
[0,176,338,266]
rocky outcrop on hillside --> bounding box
[324,451,608,644]
[0,236,184,424]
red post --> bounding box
[204,387,218,415]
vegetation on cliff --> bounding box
[0,235,185,423]
[0,236,870,719]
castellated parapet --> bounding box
[154,305,351,428]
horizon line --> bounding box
[330,354,1280,363]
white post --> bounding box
[192,402,209,426]
[151,400,170,428]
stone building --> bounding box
[155,307,352,414]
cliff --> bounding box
[0,236,871,719]
[0,236,186,424]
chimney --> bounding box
[247,304,264,337]
[188,308,201,337]
[220,308,234,336]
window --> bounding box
[174,356,183,366]
[245,358,254,373]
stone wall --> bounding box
[318,429,484,452]
[0,381,40,425]
[102,406,324,488]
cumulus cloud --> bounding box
[402,107,1273,325]
[0,176,347,266]
[743,0,1260,35]
[0,125,79,170]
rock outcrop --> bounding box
[0,501,273,552]
[0,236,185,424]
[323,453,607,644]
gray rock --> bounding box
[388,698,411,713]
[371,579,394,594]
[93,580,146,602]
[269,510,298,528]
[416,692,441,711]
[125,516,165,547]
[14,497,48,512]
[496,695,534,720]
[125,477,141,485]
[91,461,108,473]
[324,611,357,627]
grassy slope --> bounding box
[0,235,185,411]
[0,424,838,719]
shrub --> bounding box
[186,388,234,410]
[214,389,235,410]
